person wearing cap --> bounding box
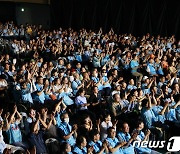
[111,83,121,97]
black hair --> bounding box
[76,136,85,146]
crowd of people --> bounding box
[0,21,180,154]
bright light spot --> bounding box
[21,8,24,12]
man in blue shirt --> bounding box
[117,122,136,154]
[130,54,143,82]
[57,112,77,146]
[106,127,126,154]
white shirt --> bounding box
[100,121,113,140]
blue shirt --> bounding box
[106,137,123,154]
[127,85,137,91]
[152,105,166,123]
[57,122,76,146]
[73,146,87,154]
[130,60,139,73]
[89,140,104,153]
[72,80,81,95]
[6,122,22,144]
[34,84,45,104]
[102,76,111,88]
[117,132,135,154]
[134,130,151,154]
[91,77,103,90]
[147,63,157,76]
[141,108,158,129]
[21,84,33,103]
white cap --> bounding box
[143,76,148,81]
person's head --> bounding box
[81,67,87,73]
[73,72,79,80]
[173,83,179,91]
[76,62,81,69]
[60,112,69,124]
[112,69,118,76]
[129,79,134,85]
[159,76,165,83]
[62,77,69,84]
[131,89,138,97]
[136,120,144,130]
[141,99,149,108]
[132,54,138,60]
[115,84,121,91]
[149,58,154,64]
[54,78,61,85]
[143,76,149,84]
[121,122,130,133]
[58,59,64,65]
[61,142,71,153]
[44,78,49,86]
[92,70,98,78]
[107,127,116,139]
[162,85,169,93]
[78,88,85,96]
[82,114,91,125]
[76,136,87,148]
[83,72,89,80]
[121,81,127,89]
[104,113,111,123]
[114,93,121,102]
[93,86,98,94]
[28,108,36,118]
[102,69,107,76]
[37,76,43,84]
[20,81,27,89]
[90,129,100,142]
[40,107,47,115]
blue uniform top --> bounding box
[117,132,135,154]
[73,146,87,154]
[89,140,104,153]
[133,130,152,154]
[57,122,76,146]
[106,137,123,154]
[6,121,22,144]
[141,108,158,129]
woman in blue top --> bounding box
[133,121,161,154]
[5,105,28,150]
[73,136,93,154]
[88,129,109,154]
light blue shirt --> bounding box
[130,60,139,73]
[134,130,152,154]
[106,137,123,154]
[152,106,166,123]
[117,132,135,154]
[6,122,22,144]
[73,146,87,154]
[34,84,45,104]
[58,122,76,146]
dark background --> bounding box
[51,0,180,39]
[0,0,179,38]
